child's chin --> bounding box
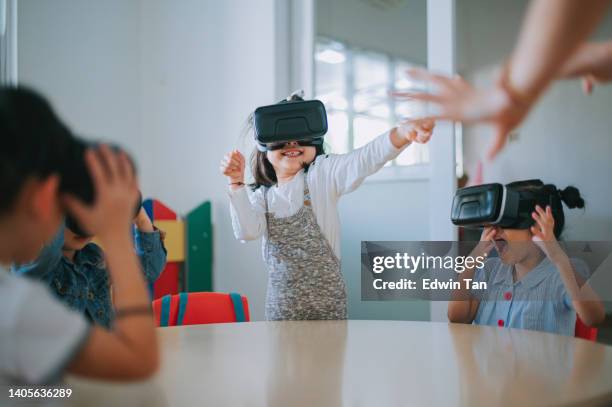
[281,160,307,170]
[499,254,516,265]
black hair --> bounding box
[506,179,585,238]
[248,92,326,190]
[0,86,78,215]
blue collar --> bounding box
[69,243,106,268]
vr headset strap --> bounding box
[494,186,508,224]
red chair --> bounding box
[153,292,250,327]
[575,316,598,341]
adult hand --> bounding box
[394,68,533,159]
[558,41,612,95]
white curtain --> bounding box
[0,0,17,85]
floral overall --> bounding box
[263,181,347,320]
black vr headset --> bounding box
[451,180,560,229]
[253,92,328,152]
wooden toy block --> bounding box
[154,262,181,299]
[186,201,213,292]
[152,199,182,298]
[154,219,186,262]
[153,199,177,220]
[143,198,154,221]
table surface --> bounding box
[65,320,612,407]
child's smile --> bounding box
[281,148,304,158]
[266,142,317,180]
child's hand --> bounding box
[134,207,155,233]
[531,205,564,262]
[63,145,139,242]
[398,119,435,144]
[220,150,245,186]
[477,226,497,256]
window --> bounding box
[314,37,429,167]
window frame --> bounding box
[315,36,464,181]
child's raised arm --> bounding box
[62,146,159,380]
[448,227,496,324]
[134,207,167,283]
[531,205,605,327]
[318,119,434,197]
[221,150,266,241]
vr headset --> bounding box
[253,92,328,152]
[451,181,559,229]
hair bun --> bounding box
[559,186,585,209]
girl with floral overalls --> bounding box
[221,95,435,320]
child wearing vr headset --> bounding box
[13,193,167,328]
[448,180,605,335]
[221,91,434,320]
[0,87,158,383]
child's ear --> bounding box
[30,174,62,224]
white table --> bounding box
[66,320,612,406]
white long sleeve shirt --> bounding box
[228,131,406,259]
[0,265,90,384]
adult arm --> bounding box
[395,0,610,158]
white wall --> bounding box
[18,0,277,320]
[317,0,427,63]
[18,0,143,163]
[340,180,431,320]
[138,0,277,320]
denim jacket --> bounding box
[13,225,167,328]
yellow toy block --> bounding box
[154,220,185,262]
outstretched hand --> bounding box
[558,41,612,95]
[393,68,533,159]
